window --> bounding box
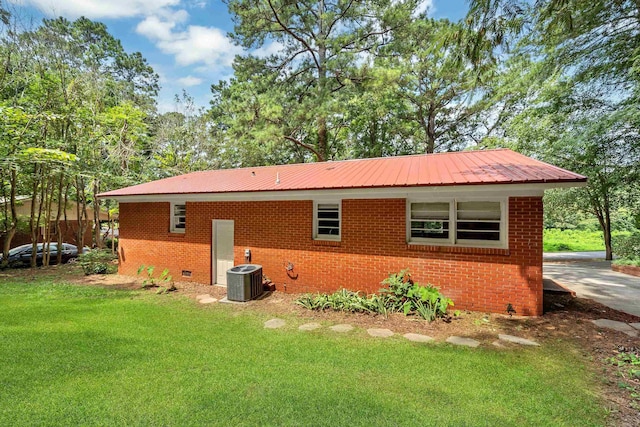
[456,201,501,242]
[314,201,340,240]
[408,199,506,247]
[410,202,450,240]
[171,203,186,233]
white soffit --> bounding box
[104,181,584,203]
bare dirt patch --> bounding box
[3,264,639,425]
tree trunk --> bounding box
[591,190,613,261]
[426,104,436,154]
[317,117,328,161]
[1,168,18,266]
[93,179,102,248]
[55,173,64,265]
[29,164,42,268]
[76,176,86,248]
[316,0,328,162]
[603,192,613,261]
[42,174,54,267]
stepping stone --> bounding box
[403,333,434,343]
[198,297,218,304]
[219,297,245,305]
[630,323,640,331]
[367,328,394,338]
[299,322,321,331]
[196,294,211,300]
[592,319,638,337]
[446,336,480,348]
[330,324,354,333]
[498,334,540,346]
[492,340,506,348]
[264,318,286,329]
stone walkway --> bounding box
[264,318,541,348]
[591,319,640,337]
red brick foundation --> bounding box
[118,197,543,315]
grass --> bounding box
[0,277,608,426]
[613,258,640,267]
[543,228,631,252]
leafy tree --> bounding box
[370,18,496,153]
[150,92,220,178]
[466,0,640,259]
[467,0,640,90]
[0,14,159,255]
[222,0,415,161]
[505,80,639,259]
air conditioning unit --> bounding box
[226,264,263,302]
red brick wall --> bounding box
[118,197,543,315]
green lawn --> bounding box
[543,228,631,252]
[0,277,607,426]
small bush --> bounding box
[379,269,453,321]
[294,270,453,322]
[613,258,640,267]
[104,237,118,251]
[136,265,176,293]
[613,232,640,260]
[78,250,118,275]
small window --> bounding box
[314,202,340,240]
[410,202,450,240]
[456,201,501,242]
[171,203,186,233]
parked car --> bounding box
[0,243,89,267]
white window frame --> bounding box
[170,202,186,234]
[313,200,341,241]
[407,197,508,249]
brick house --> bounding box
[0,196,109,249]
[99,149,586,316]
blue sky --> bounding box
[9,0,469,112]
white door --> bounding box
[212,220,234,285]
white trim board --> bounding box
[101,182,584,203]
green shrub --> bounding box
[378,269,415,312]
[294,270,453,322]
[78,250,118,275]
[379,269,453,321]
[613,232,640,260]
[613,258,640,267]
[136,265,176,293]
[104,237,118,250]
[294,289,378,314]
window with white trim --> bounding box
[410,202,450,240]
[171,203,186,233]
[314,201,341,240]
[408,199,507,247]
[456,201,501,242]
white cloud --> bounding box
[415,0,434,17]
[137,14,241,70]
[252,41,284,58]
[187,0,207,8]
[136,15,177,41]
[390,0,434,18]
[177,75,203,87]
[10,0,181,19]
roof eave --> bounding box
[98,180,587,203]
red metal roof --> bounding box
[98,149,586,197]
